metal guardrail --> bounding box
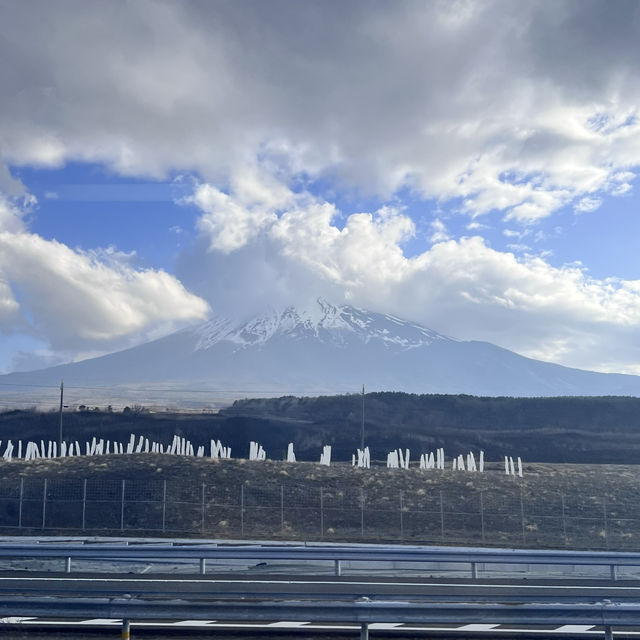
[0,596,637,640]
[2,596,640,623]
[3,540,640,638]
[2,539,640,579]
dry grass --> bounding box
[1,455,639,550]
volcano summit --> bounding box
[3,299,640,398]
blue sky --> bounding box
[18,164,640,281]
[1,0,640,377]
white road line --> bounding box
[554,625,597,633]
[458,624,501,631]
[0,617,37,623]
[4,618,636,635]
[3,576,640,591]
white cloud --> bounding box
[429,218,451,243]
[0,187,210,360]
[1,1,640,221]
[574,196,602,213]
[2,1,640,375]
[0,231,210,351]
[186,168,292,253]
[0,194,27,234]
[183,174,640,374]
[0,277,21,329]
[466,221,489,231]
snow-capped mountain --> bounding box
[193,300,451,352]
[3,298,640,399]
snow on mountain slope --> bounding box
[2,298,640,399]
[192,299,452,352]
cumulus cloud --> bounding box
[187,168,292,253]
[181,174,640,374]
[0,186,210,359]
[1,1,640,220]
[0,231,209,351]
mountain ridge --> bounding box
[2,298,640,400]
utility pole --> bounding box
[58,380,64,447]
[360,384,365,450]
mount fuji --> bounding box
[3,299,640,399]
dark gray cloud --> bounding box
[1,0,638,207]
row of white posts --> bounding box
[0,435,233,462]
[388,449,487,473]
[505,455,524,477]
[2,436,521,475]
[352,447,371,469]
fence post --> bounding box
[360,488,365,537]
[320,487,324,537]
[120,479,125,532]
[520,488,526,544]
[162,480,167,533]
[439,490,445,541]
[42,478,47,529]
[281,485,285,534]
[480,491,485,543]
[399,490,404,540]
[240,485,244,537]
[18,477,23,529]
[603,495,609,550]
[201,483,206,534]
[82,479,87,530]
[561,491,568,546]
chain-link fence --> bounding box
[1,477,639,549]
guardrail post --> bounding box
[320,487,324,537]
[360,622,369,640]
[121,618,130,640]
[605,626,613,640]
[610,564,618,581]
[334,559,342,576]
[439,489,445,541]
[65,557,71,573]
[471,561,478,579]
[360,488,365,537]
[399,490,404,540]
[200,558,206,575]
